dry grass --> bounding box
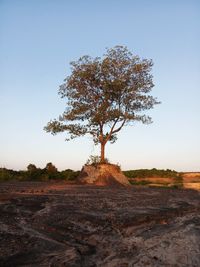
[181,172,200,190]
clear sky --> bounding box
[0,0,199,171]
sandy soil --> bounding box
[182,173,200,190]
[0,181,200,267]
[182,173,200,179]
[132,172,200,190]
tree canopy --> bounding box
[45,46,160,162]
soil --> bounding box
[0,181,200,267]
[182,173,200,190]
[78,164,130,186]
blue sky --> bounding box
[0,0,199,171]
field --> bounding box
[0,181,200,267]
[127,172,200,190]
[182,173,200,190]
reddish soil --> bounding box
[0,181,200,267]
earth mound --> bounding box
[78,163,130,186]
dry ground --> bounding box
[0,181,200,267]
[182,173,200,191]
[132,172,200,190]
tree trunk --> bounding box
[100,142,105,163]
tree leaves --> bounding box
[45,45,160,147]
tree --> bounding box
[27,164,37,172]
[44,46,160,163]
[27,164,40,180]
[45,162,57,173]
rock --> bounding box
[78,164,130,186]
[0,182,200,267]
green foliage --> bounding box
[26,164,42,181]
[123,168,180,179]
[124,168,184,189]
[173,175,183,188]
[27,164,37,172]
[0,164,79,182]
[171,184,183,189]
[45,162,58,179]
[59,169,80,180]
[44,46,160,162]
[86,155,110,165]
[0,168,16,181]
[129,180,152,186]
[45,162,57,173]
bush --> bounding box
[124,168,180,179]
[86,155,110,166]
[129,180,151,186]
[0,164,80,182]
[124,168,184,189]
[59,169,80,180]
[0,168,27,181]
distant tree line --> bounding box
[0,163,80,182]
[123,168,182,179]
[0,166,182,183]
[123,168,183,188]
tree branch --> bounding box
[105,118,119,143]
[111,119,126,134]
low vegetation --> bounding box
[124,168,183,188]
[3,165,199,190]
[0,163,80,182]
[86,155,110,166]
[123,168,181,179]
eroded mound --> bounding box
[78,164,130,186]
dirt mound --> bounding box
[78,164,130,186]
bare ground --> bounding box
[0,181,200,267]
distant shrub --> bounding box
[171,184,182,189]
[123,168,180,179]
[27,164,37,172]
[45,162,58,178]
[0,168,28,181]
[27,164,45,181]
[86,155,110,166]
[173,174,183,188]
[0,168,13,181]
[129,180,151,186]
[0,164,80,182]
[59,169,80,180]
[124,168,184,189]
